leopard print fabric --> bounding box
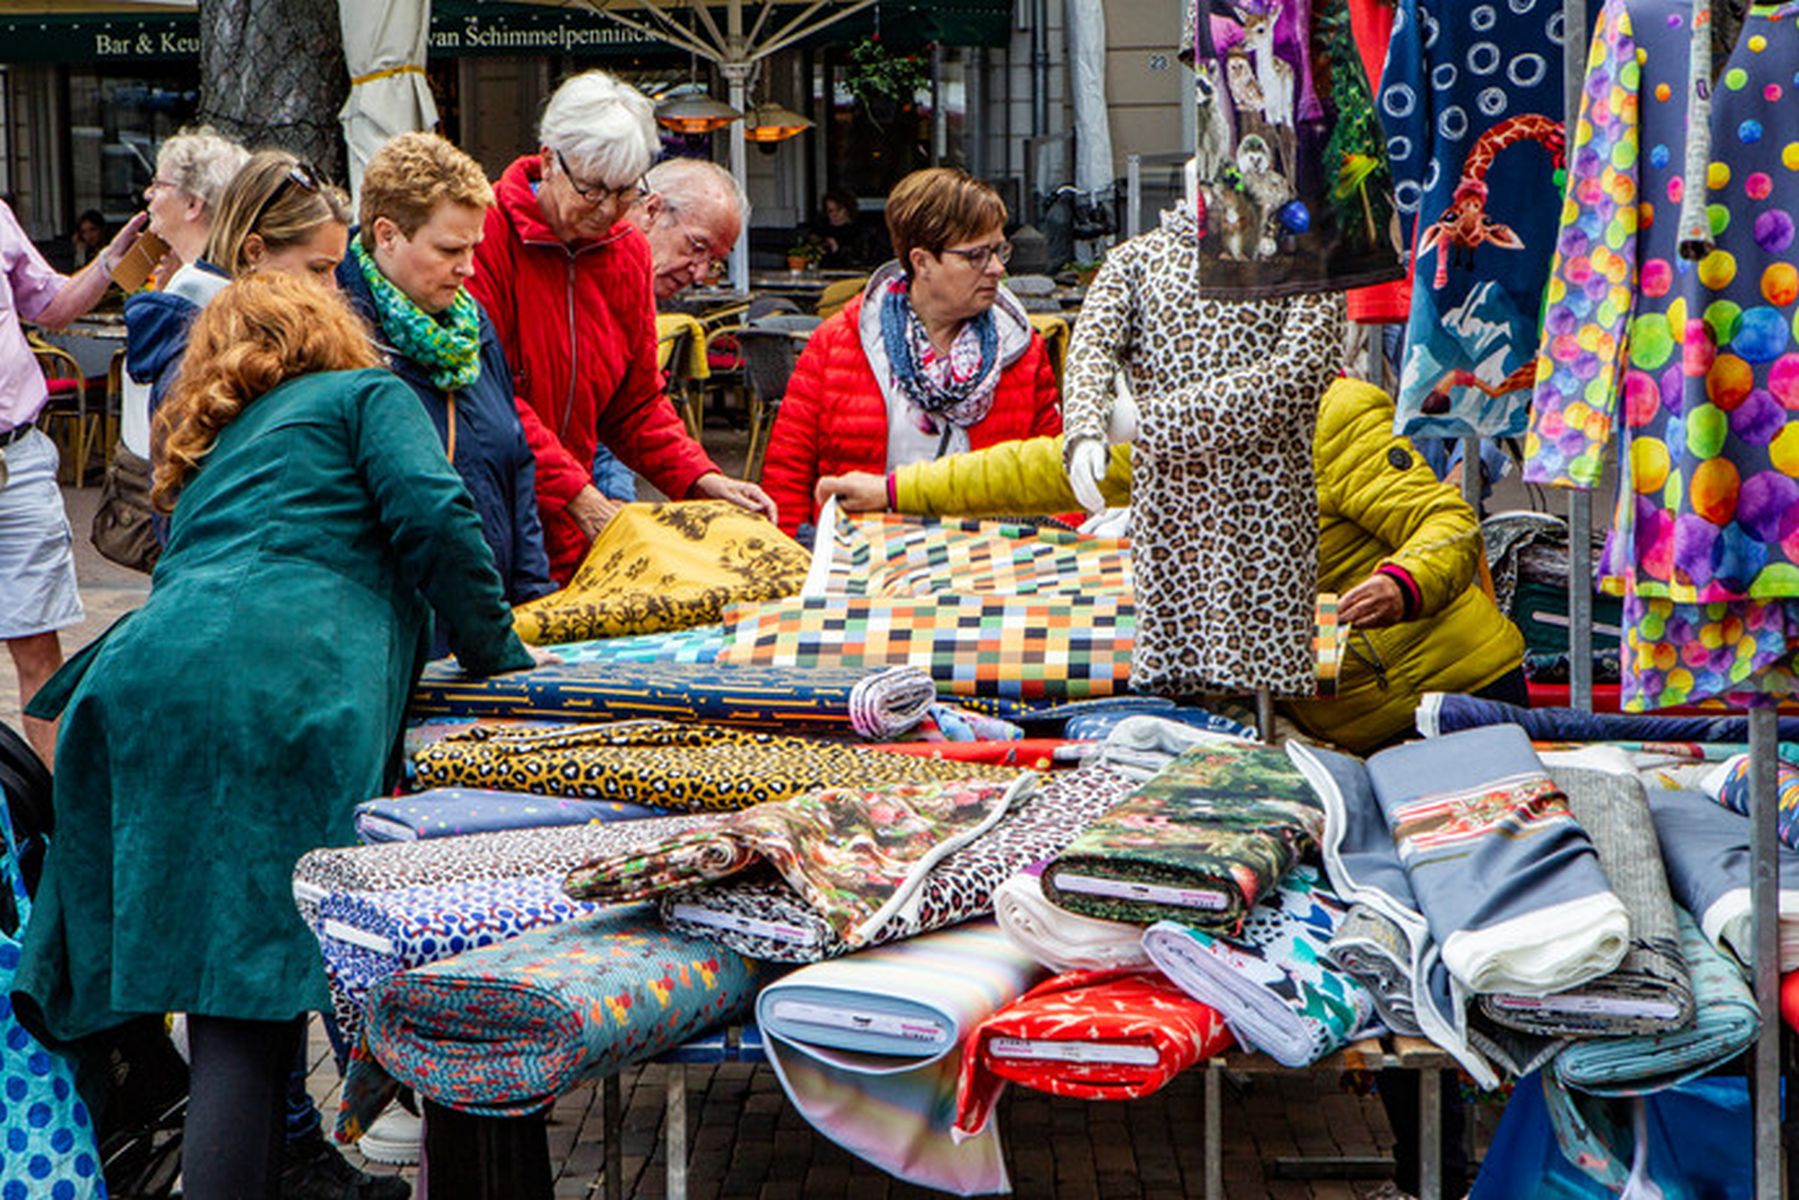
[410,719,1020,812]
[1063,209,1346,697]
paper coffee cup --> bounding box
[110,230,171,292]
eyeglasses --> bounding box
[145,178,180,195]
[247,161,321,233]
[941,241,1012,271]
[661,207,725,264]
[555,149,647,208]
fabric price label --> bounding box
[1487,992,1684,1021]
[767,999,948,1045]
[988,1037,1161,1067]
[666,903,819,947]
[1054,873,1229,911]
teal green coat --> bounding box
[16,368,534,1042]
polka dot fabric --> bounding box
[1524,0,1799,709]
[0,810,103,1198]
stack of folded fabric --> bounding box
[1324,905,1423,1036]
[410,720,1019,812]
[1552,910,1759,1096]
[1041,742,1324,935]
[953,968,1232,1136]
[561,777,1029,948]
[805,501,1132,599]
[512,501,810,644]
[411,660,939,740]
[1645,787,1799,971]
[716,593,1137,701]
[991,862,1151,973]
[1477,767,1693,1038]
[756,921,1043,1197]
[353,787,670,843]
[661,766,1138,962]
[1143,865,1374,1068]
[366,905,762,1117]
[1089,716,1255,781]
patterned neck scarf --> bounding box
[878,278,1002,434]
[353,239,481,391]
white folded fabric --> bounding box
[991,868,1150,973]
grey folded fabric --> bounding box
[1479,768,1694,1038]
[1325,905,1422,1036]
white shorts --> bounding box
[0,427,84,640]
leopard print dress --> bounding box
[1064,209,1346,698]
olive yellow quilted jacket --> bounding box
[891,377,1525,752]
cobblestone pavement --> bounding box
[17,473,1489,1199]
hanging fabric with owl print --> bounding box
[1186,0,1405,299]
[1383,0,1594,438]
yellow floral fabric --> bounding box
[513,502,809,645]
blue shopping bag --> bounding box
[0,794,105,1199]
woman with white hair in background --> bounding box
[468,68,774,584]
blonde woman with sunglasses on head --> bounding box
[468,68,774,584]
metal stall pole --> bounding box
[1458,438,1482,518]
[1749,705,1782,1199]
[1562,0,1595,713]
[1126,152,1143,238]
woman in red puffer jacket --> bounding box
[761,168,1062,537]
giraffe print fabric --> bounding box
[1186,0,1404,298]
[1383,0,1583,438]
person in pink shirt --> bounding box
[0,199,146,765]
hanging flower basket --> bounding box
[842,36,929,126]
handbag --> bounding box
[0,781,107,1197]
[90,442,160,574]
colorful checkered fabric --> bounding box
[807,508,1132,599]
[717,594,1137,701]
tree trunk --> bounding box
[197,0,348,183]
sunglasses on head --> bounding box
[248,161,321,233]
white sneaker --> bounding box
[358,1105,422,1167]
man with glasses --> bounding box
[469,69,774,582]
[628,157,745,303]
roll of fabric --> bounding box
[562,777,1028,949]
[804,501,1133,599]
[1288,741,1496,1086]
[1706,753,1799,853]
[1325,904,1423,1036]
[411,660,938,740]
[757,920,1044,1197]
[545,624,727,665]
[1553,910,1759,1097]
[354,788,671,843]
[661,766,1139,963]
[366,905,761,1117]
[716,592,1137,701]
[1364,726,1628,997]
[953,968,1232,1137]
[1644,787,1799,971]
[512,501,809,645]
[992,864,1152,973]
[293,811,716,937]
[1062,704,1258,744]
[1142,865,1375,1068]
[1479,767,1693,1038]
[1418,692,1799,743]
[1041,742,1324,933]
[410,720,1018,813]
[1093,716,1256,782]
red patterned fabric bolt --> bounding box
[953,968,1233,1137]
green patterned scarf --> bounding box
[353,239,481,390]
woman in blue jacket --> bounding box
[336,132,553,610]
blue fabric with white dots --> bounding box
[0,802,103,1198]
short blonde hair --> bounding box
[201,150,351,278]
[359,132,495,249]
[154,126,250,216]
[885,168,1007,275]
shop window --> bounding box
[66,65,199,232]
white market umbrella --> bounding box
[337,0,439,200]
[1065,0,1113,195]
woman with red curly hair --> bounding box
[14,273,538,1198]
